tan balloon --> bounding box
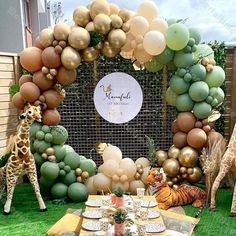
[34,36,44,50]
[12,92,25,110]
[109,3,120,15]
[130,16,149,37]
[135,157,150,168]
[19,74,33,86]
[102,145,122,163]
[94,14,111,35]
[141,166,151,185]
[163,158,180,177]
[90,0,110,19]
[82,47,99,62]
[119,158,137,179]
[68,27,90,49]
[54,22,71,41]
[85,22,95,31]
[155,150,168,166]
[101,42,120,57]
[42,109,61,126]
[122,22,130,32]
[93,173,111,193]
[180,166,187,174]
[73,6,91,27]
[108,29,126,49]
[118,9,132,22]
[85,176,97,194]
[112,174,120,182]
[56,66,77,86]
[61,46,81,69]
[120,50,134,60]
[120,174,128,183]
[102,159,119,177]
[39,28,54,48]
[134,47,152,64]
[110,14,123,29]
[149,18,168,34]
[168,146,180,159]
[129,180,145,194]
[95,42,103,50]
[178,146,198,168]
[121,33,135,52]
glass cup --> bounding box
[102,196,111,206]
[137,222,146,236]
[133,199,142,214]
[99,218,110,231]
[139,208,148,221]
[100,206,110,218]
[137,188,145,199]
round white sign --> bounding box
[94,72,143,124]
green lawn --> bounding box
[0,184,235,236]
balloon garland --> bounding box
[12,0,226,190]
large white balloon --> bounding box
[102,159,119,177]
[150,18,168,34]
[119,158,137,179]
[143,31,166,56]
[130,16,149,37]
[136,0,159,22]
[102,145,122,163]
[93,173,111,193]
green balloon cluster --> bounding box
[30,123,96,202]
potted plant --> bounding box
[113,208,132,236]
[113,187,125,207]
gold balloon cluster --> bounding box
[41,147,56,162]
[134,163,144,180]
[75,168,90,183]
[155,145,203,186]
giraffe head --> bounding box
[19,103,42,123]
[147,168,167,186]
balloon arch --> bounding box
[12,0,226,198]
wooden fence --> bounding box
[0,52,21,157]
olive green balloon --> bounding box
[166,87,177,106]
[193,44,214,62]
[189,81,209,102]
[176,93,194,111]
[68,183,88,202]
[189,28,201,45]
[193,102,212,119]
[167,18,177,26]
[209,87,225,106]
[154,47,175,65]
[174,50,194,68]
[53,145,66,161]
[190,64,206,81]
[205,66,225,88]
[34,152,44,166]
[62,170,77,186]
[170,75,190,95]
[40,161,59,180]
[145,59,164,72]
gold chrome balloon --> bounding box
[118,9,132,22]
[54,22,71,41]
[134,172,141,180]
[187,167,202,183]
[167,181,173,187]
[178,146,198,168]
[122,22,130,32]
[155,150,168,166]
[68,27,90,49]
[61,46,81,69]
[108,29,126,49]
[179,166,187,174]
[94,14,111,35]
[39,28,54,48]
[110,14,123,28]
[85,22,95,31]
[163,158,180,177]
[73,6,91,27]
[82,47,99,62]
[90,0,110,19]
[101,41,120,57]
[168,145,180,159]
[95,42,104,50]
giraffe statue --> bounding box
[0,103,47,215]
[210,123,236,217]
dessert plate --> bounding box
[141,200,157,207]
[82,221,100,231]
[82,210,102,219]
[85,199,102,207]
[145,223,166,233]
[148,210,160,219]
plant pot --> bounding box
[111,194,116,205]
[114,222,125,236]
[115,196,125,208]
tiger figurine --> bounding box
[147,168,206,217]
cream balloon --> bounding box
[112,181,129,192]
[150,18,168,34]
[143,30,166,56]
[119,158,137,179]
[134,47,152,64]
[116,168,124,177]
[141,166,151,185]
[85,22,95,31]
[109,3,120,15]
[120,174,128,183]
[130,16,149,37]
[129,180,145,194]
[102,145,122,163]
[61,46,81,69]
[112,174,120,182]
[98,164,103,173]
[120,50,134,59]
[136,0,159,22]
[39,28,54,48]
[85,176,97,194]
[54,22,71,41]
[73,6,91,27]
[102,159,119,177]
[118,9,132,23]
[93,173,111,193]
[135,157,150,168]
[121,33,135,52]
[68,27,90,49]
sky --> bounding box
[59,0,236,43]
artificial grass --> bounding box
[0,184,235,236]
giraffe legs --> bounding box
[230,183,236,217]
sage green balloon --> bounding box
[205,66,225,88]
[167,61,177,71]
[189,28,201,45]
[68,183,88,202]
[189,81,209,102]
[209,87,225,105]
[155,47,175,64]
[170,75,190,95]
[190,64,206,81]
[166,23,190,51]
[51,183,68,199]
[166,87,177,106]
[40,161,59,180]
[53,145,66,161]
[80,159,96,176]
[174,50,194,68]
[64,151,81,170]
[193,44,214,62]
[145,59,164,72]
[30,122,42,138]
[176,93,194,111]
[62,170,77,186]
[167,18,177,26]
[34,152,44,166]
[193,102,212,119]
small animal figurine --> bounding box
[147,168,206,217]
[0,103,47,215]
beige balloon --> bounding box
[134,47,152,64]
[141,166,151,185]
[130,16,149,37]
[94,14,111,35]
[112,174,120,182]
[137,1,159,23]
[129,180,145,194]
[85,22,95,31]
[121,33,135,52]
[61,46,81,69]
[101,42,120,57]
[135,157,150,168]
[119,158,137,179]
[108,29,126,49]
[90,0,110,19]
[53,22,71,41]
[120,174,128,183]
[112,181,129,192]
[143,30,166,56]
[109,3,120,15]
[120,49,134,59]
[39,28,54,48]
[110,14,123,29]
[68,27,90,49]
[85,176,97,194]
[118,9,132,22]
[93,173,112,193]
[150,18,168,34]
[73,6,91,27]
[102,159,119,177]
[82,47,99,62]
[102,145,122,163]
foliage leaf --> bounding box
[9,84,20,97]
[89,31,104,47]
